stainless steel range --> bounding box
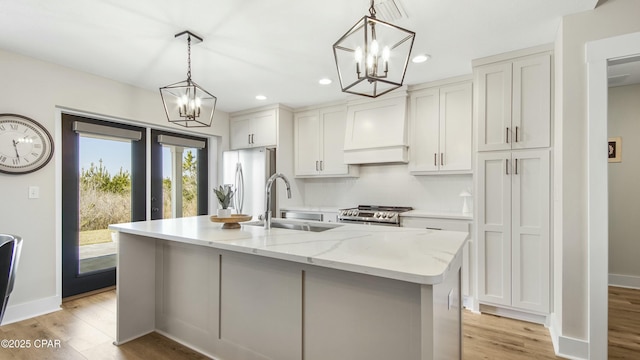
[337,205,413,226]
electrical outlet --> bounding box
[28,186,40,199]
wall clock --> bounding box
[0,113,54,174]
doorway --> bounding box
[61,114,146,298]
[586,31,640,359]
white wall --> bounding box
[556,0,640,344]
[301,165,472,212]
[0,48,229,322]
[608,83,640,287]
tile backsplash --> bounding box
[301,164,472,212]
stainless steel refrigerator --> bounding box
[222,147,276,219]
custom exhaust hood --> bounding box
[343,89,408,164]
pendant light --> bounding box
[333,0,415,98]
[160,31,217,127]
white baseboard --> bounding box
[479,303,548,325]
[1,295,61,325]
[609,273,640,289]
[463,296,480,313]
[548,312,589,360]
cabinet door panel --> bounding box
[230,117,250,150]
[304,267,420,360]
[294,110,320,176]
[511,150,549,312]
[483,231,509,301]
[477,152,511,306]
[512,54,551,149]
[250,110,277,148]
[219,253,302,360]
[440,82,472,171]
[320,107,349,175]
[476,63,512,151]
[409,88,440,172]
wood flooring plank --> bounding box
[608,286,640,359]
[116,333,209,360]
[62,297,116,339]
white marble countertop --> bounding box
[400,210,473,220]
[110,216,468,285]
[280,206,339,213]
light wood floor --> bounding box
[0,287,637,359]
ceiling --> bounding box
[608,56,640,87]
[0,0,598,113]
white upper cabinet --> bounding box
[294,110,320,176]
[409,79,472,174]
[230,109,277,149]
[476,53,550,152]
[511,55,551,150]
[294,105,358,177]
[476,149,550,313]
[343,92,408,164]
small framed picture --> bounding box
[608,137,622,163]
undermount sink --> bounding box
[243,220,342,232]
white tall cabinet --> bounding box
[294,105,359,177]
[474,45,552,319]
[409,78,472,174]
[476,150,550,313]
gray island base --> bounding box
[110,216,467,360]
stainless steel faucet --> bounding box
[264,173,292,229]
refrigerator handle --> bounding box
[235,163,245,214]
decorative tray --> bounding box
[210,214,252,229]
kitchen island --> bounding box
[109,216,467,360]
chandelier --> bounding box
[333,0,415,98]
[160,31,217,127]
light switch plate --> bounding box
[28,186,39,199]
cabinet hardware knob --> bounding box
[320,160,323,171]
[506,127,510,144]
[434,153,437,166]
[440,153,444,166]
[315,160,319,171]
[248,134,251,144]
[515,126,519,142]
[515,158,519,175]
[506,159,509,175]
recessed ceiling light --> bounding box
[255,95,267,100]
[412,54,431,63]
[319,78,332,85]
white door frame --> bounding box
[586,31,640,360]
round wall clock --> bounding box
[0,113,54,174]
